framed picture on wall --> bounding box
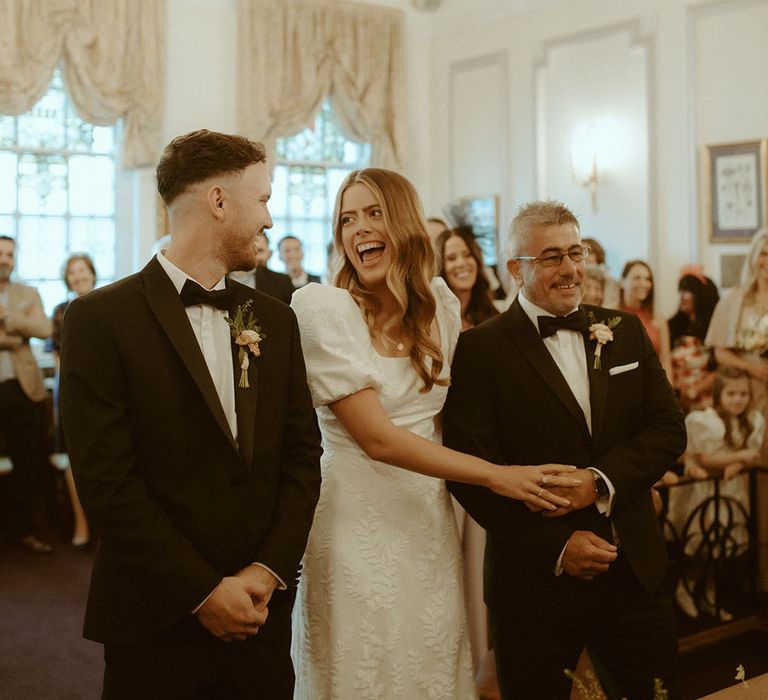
[457,195,500,266]
[706,139,768,242]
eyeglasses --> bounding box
[512,245,591,268]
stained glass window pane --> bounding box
[272,100,369,277]
[17,217,68,280]
[69,218,116,278]
[70,155,114,216]
[0,153,17,213]
[17,154,68,215]
[0,67,117,316]
[0,215,15,237]
[17,85,66,150]
[0,116,15,147]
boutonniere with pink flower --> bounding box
[225,300,264,388]
[587,311,621,370]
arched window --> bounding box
[0,69,117,314]
[271,101,370,278]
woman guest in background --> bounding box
[706,229,768,588]
[668,267,720,414]
[47,253,96,549]
[437,227,499,329]
[436,226,498,696]
[620,259,673,378]
[290,168,579,700]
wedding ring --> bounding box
[537,488,543,498]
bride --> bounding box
[290,168,578,699]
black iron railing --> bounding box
[657,466,768,639]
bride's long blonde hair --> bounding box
[333,168,446,393]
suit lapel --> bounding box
[585,331,608,447]
[140,258,238,454]
[230,288,258,471]
[503,299,591,437]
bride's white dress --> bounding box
[290,279,476,700]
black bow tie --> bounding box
[537,309,587,338]
[179,279,237,311]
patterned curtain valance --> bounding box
[0,0,166,169]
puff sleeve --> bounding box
[291,284,379,407]
[431,277,462,365]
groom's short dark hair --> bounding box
[156,129,267,205]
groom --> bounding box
[444,201,685,699]
[60,130,322,699]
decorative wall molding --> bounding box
[532,16,657,267]
[447,51,509,204]
[686,0,768,263]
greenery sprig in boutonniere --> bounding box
[225,299,264,389]
[587,311,621,370]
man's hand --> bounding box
[235,563,279,612]
[196,576,269,642]
[541,469,597,518]
[561,530,617,580]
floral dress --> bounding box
[290,279,476,700]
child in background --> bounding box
[669,366,764,619]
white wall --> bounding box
[427,0,768,314]
[127,0,768,315]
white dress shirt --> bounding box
[157,252,237,441]
[517,291,616,570]
[156,253,286,597]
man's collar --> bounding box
[156,252,226,295]
[517,290,579,327]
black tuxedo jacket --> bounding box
[60,257,322,644]
[444,299,685,610]
[254,266,295,304]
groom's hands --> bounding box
[196,576,269,641]
[196,565,278,642]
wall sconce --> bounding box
[569,118,628,214]
[570,128,600,213]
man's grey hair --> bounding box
[506,200,580,258]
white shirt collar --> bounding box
[155,251,226,295]
[517,290,579,329]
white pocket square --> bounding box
[608,361,639,376]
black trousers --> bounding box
[0,379,44,538]
[102,589,295,700]
[491,553,681,700]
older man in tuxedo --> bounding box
[444,201,685,699]
[60,130,322,699]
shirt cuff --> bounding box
[588,467,615,516]
[192,585,218,614]
[554,542,568,576]
[252,562,287,590]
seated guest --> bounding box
[231,232,294,304]
[48,253,97,549]
[620,259,673,378]
[0,235,53,552]
[668,267,720,414]
[277,235,320,290]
